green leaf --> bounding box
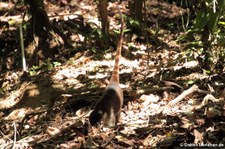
[218,0,225,11]
[207,12,220,32]
[53,62,61,67]
[113,30,120,34]
[194,11,210,30]
[124,29,131,33]
[187,80,195,85]
[218,21,225,26]
[204,69,211,74]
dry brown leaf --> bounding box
[47,126,60,136]
[193,129,204,144]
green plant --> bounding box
[184,0,225,71]
[29,65,40,76]
[28,60,61,76]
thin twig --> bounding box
[13,121,17,149]
[19,24,27,71]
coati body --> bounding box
[89,6,124,127]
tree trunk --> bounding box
[25,0,53,66]
[98,0,109,37]
[129,0,144,23]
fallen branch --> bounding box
[168,84,208,107]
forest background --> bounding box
[0,0,225,148]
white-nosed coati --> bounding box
[89,6,124,127]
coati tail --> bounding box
[110,6,124,84]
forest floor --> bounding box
[0,0,225,148]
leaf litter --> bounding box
[0,0,225,148]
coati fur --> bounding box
[89,6,124,127]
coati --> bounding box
[89,6,124,127]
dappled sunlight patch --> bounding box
[51,51,143,91]
[27,86,40,97]
[183,60,199,68]
[4,107,34,120]
[1,0,225,148]
[120,57,140,69]
[0,82,29,109]
[176,72,209,81]
[173,60,199,70]
[120,94,162,133]
[89,72,108,80]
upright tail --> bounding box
[110,6,124,84]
